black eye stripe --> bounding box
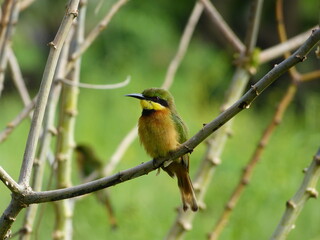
[144,96,169,107]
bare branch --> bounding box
[162,1,204,90]
[15,29,320,205]
[19,0,36,11]
[58,75,130,89]
[0,0,20,97]
[103,126,138,176]
[0,167,23,194]
[0,95,37,143]
[7,47,31,106]
[270,148,320,240]
[68,0,128,64]
[201,0,245,53]
[18,0,80,187]
[259,28,314,63]
[209,83,297,240]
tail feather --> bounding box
[177,171,198,212]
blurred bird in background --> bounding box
[75,144,118,229]
[126,88,198,211]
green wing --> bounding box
[171,113,188,143]
[171,113,190,170]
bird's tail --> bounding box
[177,171,198,212]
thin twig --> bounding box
[19,0,36,11]
[67,0,128,69]
[275,0,300,79]
[259,28,315,63]
[300,70,320,82]
[0,0,20,97]
[0,95,37,143]
[58,75,130,89]
[270,148,320,240]
[200,0,245,53]
[0,167,23,194]
[103,126,138,176]
[7,47,31,106]
[162,1,204,90]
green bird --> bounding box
[75,144,118,229]
[126,88,198,211]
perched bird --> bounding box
[75,144,118,229]
[126,88,198,211]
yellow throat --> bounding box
[140,99,166,111]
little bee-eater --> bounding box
[126,88,198,211]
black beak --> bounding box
[125,93,146,100]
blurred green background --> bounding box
[0,0,319,239]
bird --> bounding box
[126,88,198,211]
[75,144,118,229]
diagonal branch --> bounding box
[270,148,320,240]
[0,167,23,194]
[14,28,320,205]
[201,0,245,53]
[162,1,204,90]
[0,95,37,143]
[259,27,314,63]
[18,0,80,187]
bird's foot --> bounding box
[184,145,193,154]
[163,160,173,168]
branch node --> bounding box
[226,202,234,210]
[314,154,320,165]
[57,153,67,162]
[48,126,58,136]
[241,177,249,185]
[65,108,78,117]
[286,200,296,209]
[295,54,307,62]
[306,188,318,198]
[6,122,14,128]
[197,201,206,210]
[47,41,57,49]
[251,84,260,95]
[238,101,251,109]
[33,158,40,167]
[67,9,79,18]
[178,219,192,231]
[208,157,221,166]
